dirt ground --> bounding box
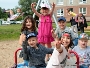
[0,40,90,68]
[0,40,21,68]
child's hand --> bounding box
[21,33,26,42]
[52,2,55,8]
[56,40,62,49]
[31,2,36,8]
[51,28,55,34]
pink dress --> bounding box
[38,14,54,44]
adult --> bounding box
[77,13,87,33]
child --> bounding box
[72,33,90,68]
[19,15,37,66]
[5,8,23,21]
[22,32,54,68]
[51,16,78,46]
[31,2,55,61]
[46,31,73,68]
[66,8,77,17]
[77,13,86,33]
[31,2,55,48]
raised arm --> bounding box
[22,40,28,53]
[31,2,41,17]
[51,28,57,38]
[19,33,26,45]
[55,38,63,53]
[50,2,55,16]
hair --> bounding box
[67,8,71,12]
[69,39,74,48]
[21,15,36,32]
[41,7,49,10]
[60,33,74,49]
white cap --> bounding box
[40,3,49,8]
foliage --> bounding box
[0,7,8,20]
[18,0,38,16]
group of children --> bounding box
[17,2,90,68]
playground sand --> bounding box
[0,40,90,68]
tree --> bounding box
[18,0,38,16]
[0,7,8,20]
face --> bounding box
[40,8,49,15]
[58,20,66,30]
[28,37,38,48]
[79,40,88,48]
[17,8,21,13]
[79,13,82,17]
[26,19,32,29]
[61,33,71,48]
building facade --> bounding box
[49,0,90,21]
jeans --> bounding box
[73,38,78,46]
[80,65,89,68]
[28,64,46,68]
[17,60,29,67]
[28,66,46,68]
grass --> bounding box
[53,22,90,36]
[0,24,22,41]
[0,22,90,41]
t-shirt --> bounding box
[55,26,78,40]
[72,45,90,65]
[46,45,68,68]
[68,11,77,17]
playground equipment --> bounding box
[11,48,80,68]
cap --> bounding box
[40,3,49,9]
[79,33,88,40]
[62,30,71,38]
[58,16,66,22]
[27,32,37,39]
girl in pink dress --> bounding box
[31,2,55,62]
[31,2,55,48]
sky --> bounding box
[0,0,19,9]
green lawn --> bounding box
[0,22,90,41]
[53,22,90,36]
[0,24,22,41]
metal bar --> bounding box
[14,48,22,67]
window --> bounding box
[69,0,73,4]
[57,0,63,5]
[69,8,73,12]
[79,8,86,14]
[79,0,86,4]
[57,9,64,16]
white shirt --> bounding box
[46,45,68,68]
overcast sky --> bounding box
[0,0,19,9]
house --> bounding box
[49,0,90,21]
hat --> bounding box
[27,32,37,39]
[40,3,49,9]
[62,30,71,38]
[58,16,66,22]
[79,33,88,40]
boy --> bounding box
[73,33,90,68]
[22,32,53,68]
[51,16,78,46]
